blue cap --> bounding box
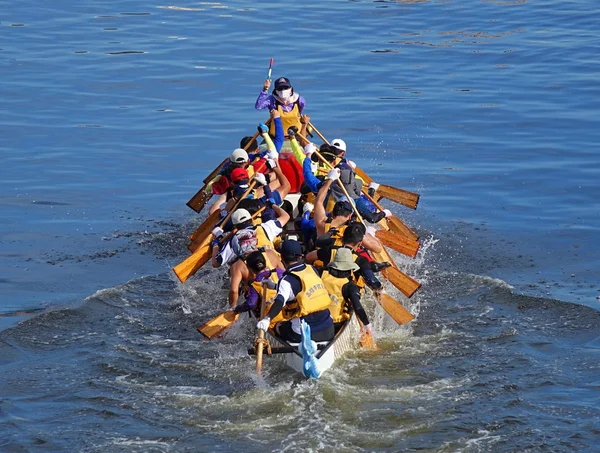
[280,240,303,260]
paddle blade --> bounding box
[382,266,421,298]
[186,187,212,213]
[377,293,415,325]
[198,311,239,339]
[387,215,419,241]
[375,229,420,258]
[173,236,212,283]
[377,184,420,210]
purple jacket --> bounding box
[255,90,306,114]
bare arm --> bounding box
[314,178,334,236]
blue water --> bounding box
[1,0,600,451]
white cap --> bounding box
[231,208,252,225]
[331,138,346,152]
[230,148,249,164]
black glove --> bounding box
[368,187,376,198]
[287,126,298,137]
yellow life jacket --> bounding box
[325,247,366,292]
[321,270,351,323]
[254,223,273,250]
[324,222,347,248]
[280,266,331,321]
[269,102,301,137]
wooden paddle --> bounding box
[374,229,420,258]
[186,157,230,213]
[188,208,225,253]
[376,292,415,324]
[173,179,261,283]
[382,265,421,298]
[376,184,420,210]
[309,148,421,308]
[197,310,240,339]
[309,121,420,209]
[255,283,268,374]
[362,190,419,241]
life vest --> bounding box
[324,222,347,248]
[253,223,274,250]
[269,101,301,137]
[323,247,366,292]
[321,270,351,323]
[280,266,331,321]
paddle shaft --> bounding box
[267,58,274,80]
[256,283,268,374]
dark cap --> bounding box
[280,239,303,260]
[332,200,353,216]
[274,77,292,90]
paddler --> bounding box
[227,242,284,309]
[211,201,289,269]
[231,250,285,320]
[255,240,335,343]
[321,247,375,345]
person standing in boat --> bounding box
[256,240,334,343]
[255,77,306,138]
[321,247,375,347]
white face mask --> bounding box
[278,88,292,101]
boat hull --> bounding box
[265,313,360,377]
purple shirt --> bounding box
[235,267,285,313]
[255,90,306,114]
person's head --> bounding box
[230,148,249,165]
[279,239,303,266]
[231,208,253,229]
[273,77,294,102]
[331,138,347,157]
[238,198,262,216]
[231,167,249,183]
[343,222,366,248]
[311,143,340,164]
[328,247,359,274]
[240,137,258,154]
[231,229,258,259]
[246,250,267,274]
[332,200,353,220]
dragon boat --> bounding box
[177,122,422,378]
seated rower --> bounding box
[321,247,375,345]
[313,176,382,255]
[228,242,284,309]
[231,250,285,320]
[256,240,335,343]
[211,202,289,269]
[309,222,389,292]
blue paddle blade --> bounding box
[300,320,321,379]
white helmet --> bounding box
[231,208,252,225]
[331,138,346,152]
[230,148,249,164]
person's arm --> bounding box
[289,135,305,165]
[302,156,322,194]
[271,163,291,199]
[272,111,284,152]
[234,286,259,313]
[299,114,310,145]
[314,178,335,236]
[361,228,383,254]
[228,266,243,307]
[298,95,307,115]
[343,282,370,326]
[355,254,382,291]
[265,276,294,319]
[255,80,273,110]
[270,203,290,229]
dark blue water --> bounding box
[1,0,599,451]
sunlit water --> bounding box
[1,0,599,451]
